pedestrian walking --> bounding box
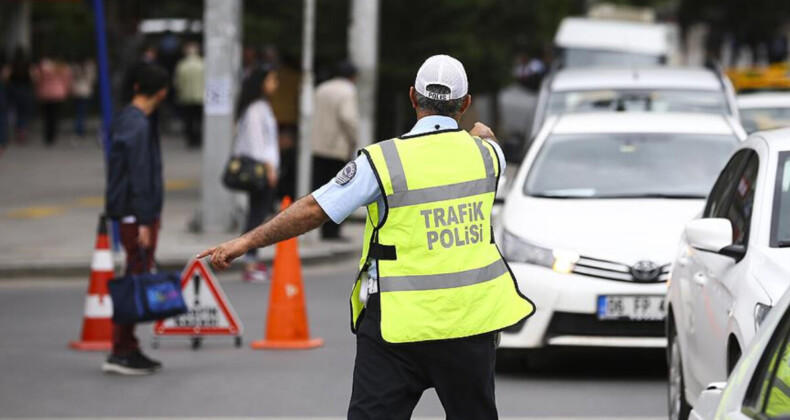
[32,54,72,146]
[310,60,359,240]
[232,66,280,283]
[71,57,96,139]
[173,42,204,149]
[5,47,34,144]
[103,64,169,375]
[198,54,534,419]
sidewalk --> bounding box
[0,131,361,277]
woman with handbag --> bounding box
[232,66,280,282]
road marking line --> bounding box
[165,178,198,191]
[2,179,198,220]
[5,205,67,219]
[75,196,105,207]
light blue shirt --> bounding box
[312,116,506,292]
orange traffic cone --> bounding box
[251,197,323,350]
[69,215,114,351]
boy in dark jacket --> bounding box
[103,64,169,375]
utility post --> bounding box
[296,0,317,200]
[348,0,380,148]
[2,0,30,56]
[201,0,242,232]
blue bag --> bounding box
[109,252,187,325]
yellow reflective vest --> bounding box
[766,347,790,417]
[351,129,535,343]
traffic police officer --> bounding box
[199,54,535,419]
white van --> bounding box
[555,17,678,68]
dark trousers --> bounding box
[245,187,274,259]
[7,85,33,133]
[180,104,203,148]
[41,101,62,145]
[348,294,499,420]
[312,155,346,238]
[113,219,160,355]
[73,97,89,136]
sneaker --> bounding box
[133,351,162,371]
[243,263,269,283]
[101,353,156,375]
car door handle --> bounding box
[693,272,708,286]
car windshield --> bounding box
[562,48,663,68]
[524,133,737,199]
[740,107,790,133]
[773,152,790,247]
[548,89,729,116]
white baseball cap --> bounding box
[414,54,468,101]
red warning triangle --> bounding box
[153,259,243,337]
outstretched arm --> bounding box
[197,194,330,270]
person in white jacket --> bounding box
[232,66,280,282]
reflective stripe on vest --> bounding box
[350,130,535,343]
[380,138,498,208]
[380,259,508,292]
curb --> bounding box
[0,244,359,279]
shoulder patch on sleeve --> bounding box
[335,161,357,186]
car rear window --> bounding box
[548,89,730,116]
[740,107,790,133]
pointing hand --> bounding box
[197,237,251,271]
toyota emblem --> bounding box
[631,260,661,282]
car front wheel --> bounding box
[669,328,692,420]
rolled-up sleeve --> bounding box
[311,154,380,224]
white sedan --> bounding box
[667,128,790,420]
[497,112,744,354]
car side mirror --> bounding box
[685,219,745,262]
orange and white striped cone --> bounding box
[69,215,115,351]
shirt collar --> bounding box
[404,115,459,136]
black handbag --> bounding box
[108,251,187,325]
[222,155,268,192]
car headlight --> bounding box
[502,230,580,274]
[755,303,772,331]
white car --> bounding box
[738,92,790,133]
[497,112,745,355]
[667,128,790,419]
[530,67,740,138]
[689,288,790,420]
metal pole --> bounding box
[90,0,113,161]
[201,0,242,232]
[89,0,120,251]
[348,0,379,147]
[296,0,316,200]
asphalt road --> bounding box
[0,257,668,419]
